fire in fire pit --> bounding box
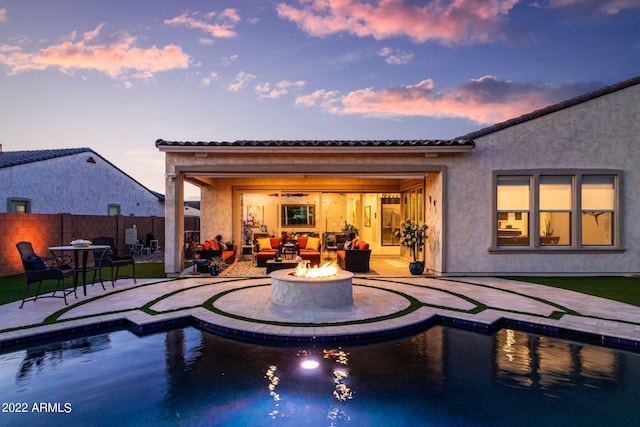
[293,260,338,278]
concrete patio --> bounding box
[1,271,639,352]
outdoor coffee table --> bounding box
[280,243,297,260]
[266,260,298,274]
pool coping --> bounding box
[1,276,639,352]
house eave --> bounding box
[155,139,475,156]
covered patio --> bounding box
[157,139,475,278]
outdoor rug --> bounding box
[220,260,267,277]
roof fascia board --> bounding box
[158,145,473,155]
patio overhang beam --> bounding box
[178,163,435,179]
[184,172,427,180]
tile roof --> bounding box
[155,139,475,149]
[0,147,164,201]
[459,75,640,140]
[0,147,94,169]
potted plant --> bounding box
[396,219,428,275]
[208,256,228,276]
[342,222,359,239]
[242,222,254,245]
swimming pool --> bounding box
[1,326,638,426]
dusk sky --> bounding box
[1,1,639,199]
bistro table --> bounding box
[48,244,111,296]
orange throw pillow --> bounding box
[270,237,282,248]
[297,237,308,249]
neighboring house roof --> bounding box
[0,147,164,201]
[460,75,640,140]
[184,205,201,217]
[185,200,201,210]
[0,147,89,168]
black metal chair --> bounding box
[91,236,136,287]
[16,241,75,308]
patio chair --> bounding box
[16,241,75,308]
[91,236,137,287]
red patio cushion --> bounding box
[297,237,307,249]
[270,237,282,248]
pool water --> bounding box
[1,326,638,426]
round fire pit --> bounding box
[270,269,354,308]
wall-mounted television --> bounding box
[281,204,315,226]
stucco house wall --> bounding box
[443,81,639,275]
[0,148,164,216]
[425,172,444,274]
[200,180,233,243]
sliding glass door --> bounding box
[381,195,401,246]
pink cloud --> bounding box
[0,24,189,80]
[255,79,306,99]
[165,9,240,38]
[277,0,519,45]
[201,71,219,87]
[295,89,344,114]
[295,76,600,124]
[0,8,7,23]
[227,71,256,92]
[219,8,241,22]
[379,47,414,64]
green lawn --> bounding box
[502,276,640,307]
[0,262,168,306]
[1,266,639,308]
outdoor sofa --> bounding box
[336,238,371,272]
[255,236,321,267]
[196,239,236,265]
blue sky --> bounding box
[1,1,639,199]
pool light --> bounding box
[301,359,320,370]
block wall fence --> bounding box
[0,213,200,277]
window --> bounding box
[108,204,121,216]
[496,177,530,246]
[539,176,572,246]
[8,198,30,213]
[493,171,620,250]
[581,176,615,246]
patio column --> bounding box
[164,168,185,276]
